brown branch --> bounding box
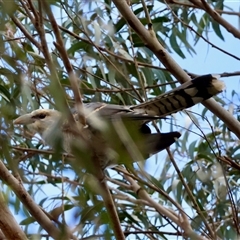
[189,0,240,39]
[218,156,240,172]
[216,155,240,233]
[123,172,179,223]
[168,0,240,17]
[141,0,152,25]
[27,170,81,186]
[115,166,177,204]
[99,178,125,240]
[122,169,207,240]
[220,71,240,78]
[60,124,125,239]
[26,156,124,239]
[166,7,240,61]
[59,25,167,70]
[124,230,182,237]
[0,229,7,240]
[79,81,177,93]
[41,0,85,125]
[11,16,41,50]
[0,191,27,240]
[114,167,201,234]
[86,155,125,240]
[167,147,214,238]
[111,0,240,140]
[0,160,67,239]
[13,146,54,154]
[20,0,71,114]
[22,0,39,19]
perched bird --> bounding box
[14,74,224,168]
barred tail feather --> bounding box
[132,74,225,117]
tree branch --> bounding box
[190,0,240,39]
[122,169,207,240]
[41,0,86,125]
[0,191,27,240]
[0,160,71,240]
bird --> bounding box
[13,74,224,168]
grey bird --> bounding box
[13,74,224,168]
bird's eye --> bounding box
[38,114,46,119]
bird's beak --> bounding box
[13,113,33,125]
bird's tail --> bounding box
[132,74,225,117]
[143,131,181,155]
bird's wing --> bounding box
[130,74,225,117]
[83,102,159,121]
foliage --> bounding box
[0,0,239,239]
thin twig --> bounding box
[11,16,41,50]
[41,0,85,124]
[168,0,240,16]
[190,0,240,39]
[166,148,214,238]
[24,0,71,114]
[165,3,240,61]
[122,169,207,240]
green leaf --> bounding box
[212,21,224,41]
[20,216,36,225]
[195,13,210,44]
[188,140,197,159]
[169,31,185,58]
[0,85,11,102]
[67,41,92,55]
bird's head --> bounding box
[13,109,62,138]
